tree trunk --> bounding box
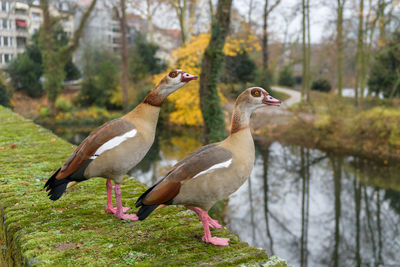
[199,0,232,144]
[306,0,311,102]
[261,0,280,89]
[262,0,269,71]
[188,0,198,37]
[172,0,188,45]
[146,0,154,42]
[119,0,130,111]
[337,0,345,97]
[301,0,306,101]
[355,0,364,105]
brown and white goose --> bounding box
[44,70,197,221]
[135,87,280,245]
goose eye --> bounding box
[169,71,178,78]
[251,89,261,97]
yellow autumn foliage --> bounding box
[153,33,260,126]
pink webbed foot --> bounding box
[114,212,139,221]
[202,236,230,246]
[113,183,138,221]
[105,206,130,214]
[207,216,223,229]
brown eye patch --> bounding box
[169,71,178,78]
[251,88,262,97]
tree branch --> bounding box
[65,0,97,55]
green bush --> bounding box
[7,53,43,98]
[129,33,166,83]
[75,58,119,109]
[39,106,50,117]
[254,68,274,90]
[222,50,256,85]
[278,65,296,87]
[311,78,332,92]
[55,97,72,112]
[368,32,400,98]
[0,79,9,107]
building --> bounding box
[0,0,75,69]
[0,0,29,67]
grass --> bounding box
[0,106,287,266]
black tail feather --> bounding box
[44,168,70,201]
[137,204,159,220]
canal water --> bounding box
[51,125,400,267]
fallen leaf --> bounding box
[10,144,16,149]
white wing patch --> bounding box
[90,129,137,159]
[192,159,232,179]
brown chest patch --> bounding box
[143,91,164,107]
[230,112,248,134]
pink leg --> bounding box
[114,184,138,221]
[186,206,229,246]
[186,206,222,228]
[105,179,129,214]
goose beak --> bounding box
[263,94,281,106]
[181,72,198,83]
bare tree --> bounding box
[262,0,281,72]
[114,0,130,111]
[354,0,364,105]
[39,0,97,116]
[132,0,162,42]
[173,0,187,44]
[336,0,346,97]
[302,0,311,102]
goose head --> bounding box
[236,87,281,114]
[156,69,198,97]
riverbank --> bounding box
[254,92,400,162]
[0,106,289,266]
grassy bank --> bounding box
[0,106,289,266]
[258,92,400,162]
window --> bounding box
[3,19,11,29]
[31,12,41,21]
[1,54,13,64]
[16,37,25,48]
[1,36,13,47]
[1,1,9,12]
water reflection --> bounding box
[53,125,400,267]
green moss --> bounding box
[0,106,283,266]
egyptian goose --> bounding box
[44,70,198,221]
[135,87,280,245]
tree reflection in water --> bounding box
[55,126,400,267]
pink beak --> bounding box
[263,94,281,106]
[181,72,198,82]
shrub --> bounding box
[368,32,400,98]
[311,78,332,92]
[7,53,43,97]
[278,65,296,87]
[222,50,256,86]
[39,106,50,117]
[0,79,9,107]
[55,97,72,112]
[75,56,120,109]
[129,33,166,83]
[254,68,274,91]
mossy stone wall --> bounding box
[0,106,287,266]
